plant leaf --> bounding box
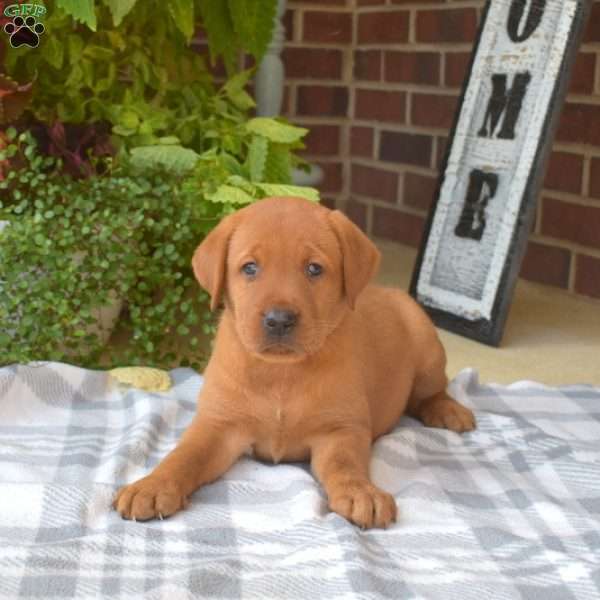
[83,45,115,61]
[256,184,319,203]
[158,136,180,145]
[208,184,255,205]
[168,0,195,40]
[129,145,200,175]
[103,0,138,26]
[197,0,237,72]
[245,118,308,144]
[56,0,97,31]
[45,37,64,69]
[228,0,277,62]
[222,70,256,111]
[263,143,291,184]
[247,135,268,182]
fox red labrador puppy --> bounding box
[115,197,475,529]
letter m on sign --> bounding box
[478,72,532,140]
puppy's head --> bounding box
[192,197,380,362]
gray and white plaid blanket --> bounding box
[0,362,599,599]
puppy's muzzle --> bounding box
[262,308,298,338]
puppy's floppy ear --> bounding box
[328,210,381,309]
[191,212,237,311]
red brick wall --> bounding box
[284,0,600,300]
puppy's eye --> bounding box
[241,262,259,277]
[306,263,323,278]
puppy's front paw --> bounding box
[113,476,188,521]
[329,481,397,529]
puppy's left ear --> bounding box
[191,212,238,311]
[328,210,381,309]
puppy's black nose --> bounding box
[263,308,298,337]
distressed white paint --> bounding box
[416,0,578,321]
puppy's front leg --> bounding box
[311,428,397,529]
[114,417,251,521]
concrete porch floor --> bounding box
[375,239,600,387]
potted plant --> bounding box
[0,0,318,369]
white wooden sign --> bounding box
[410,0,592,346]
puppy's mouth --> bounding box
[256,340,306,362]
[260,342,298,355]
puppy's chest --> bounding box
[247,389,314,463]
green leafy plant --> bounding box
[0,129,207,367]
[4,0,277,156]
[0,124,317,368]
[0,0,321,368]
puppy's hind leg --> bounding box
[407,341,476,433]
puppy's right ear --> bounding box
[191,212,237,311]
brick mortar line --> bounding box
[351,120,453,136]
[340,98,353,211]
[289,82,298,116]
[284,43,349,51]
[396,171,405,208]
[529,234,600,259]
[347,167,600,209]
[582,156,591,198]
[528,233,600,255]
[351,192,427,216]
[551,142,600,158]
[350,157,439,178]
[440,52,447,87]
[373,127,381,162]
[287,4,352,13]
[541,190,600,209]
[568,252,577,292]
[346,84,600,102]
[356,3,483,13]
[342,47,355,83]
[355,43,475,51]
[408,7,415,45]
[336,0,356,213]
[430,137,439,171]
[353,80,463,93]
[296,7,304,42]
[287,41,355,49]
[304,155,345,164]
[292,116,351,125]
[348,120,600,159]
[564,93,600,105]
[353,82,460,94]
